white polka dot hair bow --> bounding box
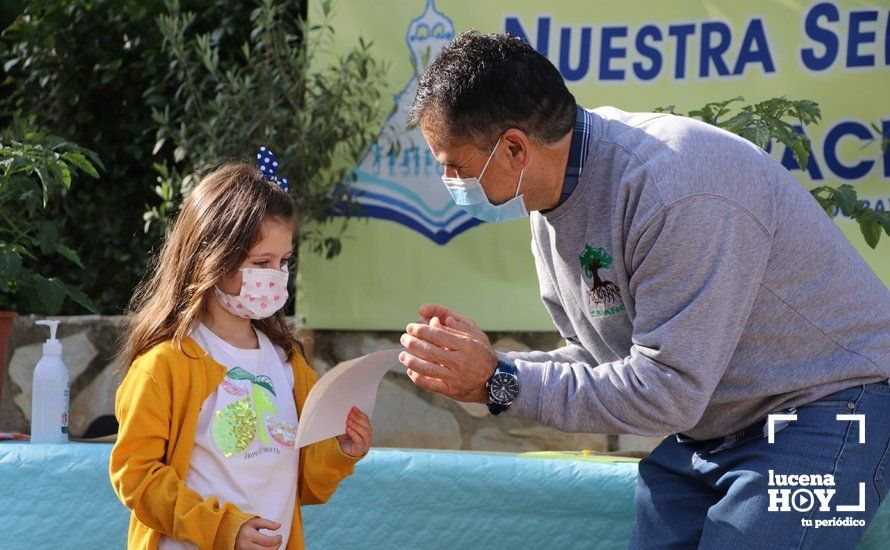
[257,146,289,192]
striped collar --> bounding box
[558,105,594,207]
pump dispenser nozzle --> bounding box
[36,319,62,355]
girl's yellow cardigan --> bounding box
[109,336,359,549]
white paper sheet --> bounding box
[293,349,403,449]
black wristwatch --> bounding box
[486,359,520,415]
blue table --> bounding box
[0,442,887,549]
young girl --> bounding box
[109,158,372,550]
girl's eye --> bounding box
[252,257,292,269]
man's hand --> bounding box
[400,313,497,404]
[416,304,491,346]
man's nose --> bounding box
[443,166,459,179]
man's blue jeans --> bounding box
[629,382,890,549]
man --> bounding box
[398,31,890,548]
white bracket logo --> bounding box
[766,412,865,444]
[766,411,867,513]
[767,413,798,444]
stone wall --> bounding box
[0,315,661,456]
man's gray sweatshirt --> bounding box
[502,106,890,441]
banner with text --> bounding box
[298,0,889,330]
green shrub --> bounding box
[0,120,100,314]
[1,0,388,313]
[1,0,172,313]
[147,0,390,263]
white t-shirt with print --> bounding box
[159,323,299,549]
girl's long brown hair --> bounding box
[117,163,300,374]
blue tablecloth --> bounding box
[0,442,887,549]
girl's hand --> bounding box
[235,517,282,549]
[336,407,372,458]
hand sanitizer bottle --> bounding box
[30,319,70,444]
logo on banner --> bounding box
[339,0,483,245]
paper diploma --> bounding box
[293,349,402,449]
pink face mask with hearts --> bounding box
[214,267,289,319]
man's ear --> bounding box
[502,128,531,170]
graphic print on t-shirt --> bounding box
[579,244,626,318]
[212,366,297,457]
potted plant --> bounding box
[0,119,100,408]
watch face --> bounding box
[489,372,519,405]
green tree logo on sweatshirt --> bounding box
[579,244,624,317]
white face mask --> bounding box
[215,267,289,320]
[441,136,529,223]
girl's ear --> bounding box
[503,128,530,170]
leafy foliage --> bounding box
[0,121,100,313]
[147,0,391,260]
[1,0,172,312]
[657,97,889,248]
[0,0,390,312]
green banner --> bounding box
[299,0,889,330]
